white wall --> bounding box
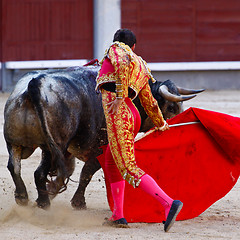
[93,0,121,61]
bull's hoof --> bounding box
[70,198,87,210]
[36,198,51,209]
[46,181,59,200]
[15,196,29,206]
[15,192,29,206]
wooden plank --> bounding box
[197,44,240,61]
[138,0,193,10]
[197,10,240,23]
[197,22,240,44]
[137,41,193,62]
[196,0,240,10]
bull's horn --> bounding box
[177,87,205,95]
[159,85,197,102]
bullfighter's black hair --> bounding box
[113,29,136,48]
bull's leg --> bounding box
[71,157,101,209]
[34,150,51,209]
[7,143,29,206]
[46,152,75,200]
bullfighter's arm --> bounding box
[138,83,165,128]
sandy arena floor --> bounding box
[0,90,240,240]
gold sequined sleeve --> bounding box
[108,45,130,99]
[141,58,156,84]
[138,82,165,128]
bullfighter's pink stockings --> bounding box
[139,174,173,219]
[109,174,174,221]
[109,181,125,220]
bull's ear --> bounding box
[159,85,197,102]
[177,87,205,95]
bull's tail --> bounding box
[27,76,67,186]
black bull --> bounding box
[4,65,204,209]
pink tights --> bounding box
[104,98,173,220]
[109,175,173,220]
[139,174,173,219]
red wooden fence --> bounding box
[122,0,240,62]
[1,0,93,61]
[1,0,240,62]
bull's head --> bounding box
[156,79,204,119]
[138,79,204,132]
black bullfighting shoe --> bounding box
[164,200,183,232]
[103,217,130,228]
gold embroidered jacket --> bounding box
[96,41,165,128]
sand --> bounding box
[0,90,240,240]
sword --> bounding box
[135,121,200,142]
[169,121,200,128]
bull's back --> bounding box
[4,66,105,155]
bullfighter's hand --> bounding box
[156,120,169,131]
[107,98,124,114]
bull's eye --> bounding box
[167,105,175,113]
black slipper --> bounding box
[164,200,183,232]
[103,217,130,228]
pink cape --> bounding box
[97,107,240,222]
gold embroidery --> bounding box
[101,89,145,187]
[96,71,119,86]
[139,83,165,128]
[108,45,130,98]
